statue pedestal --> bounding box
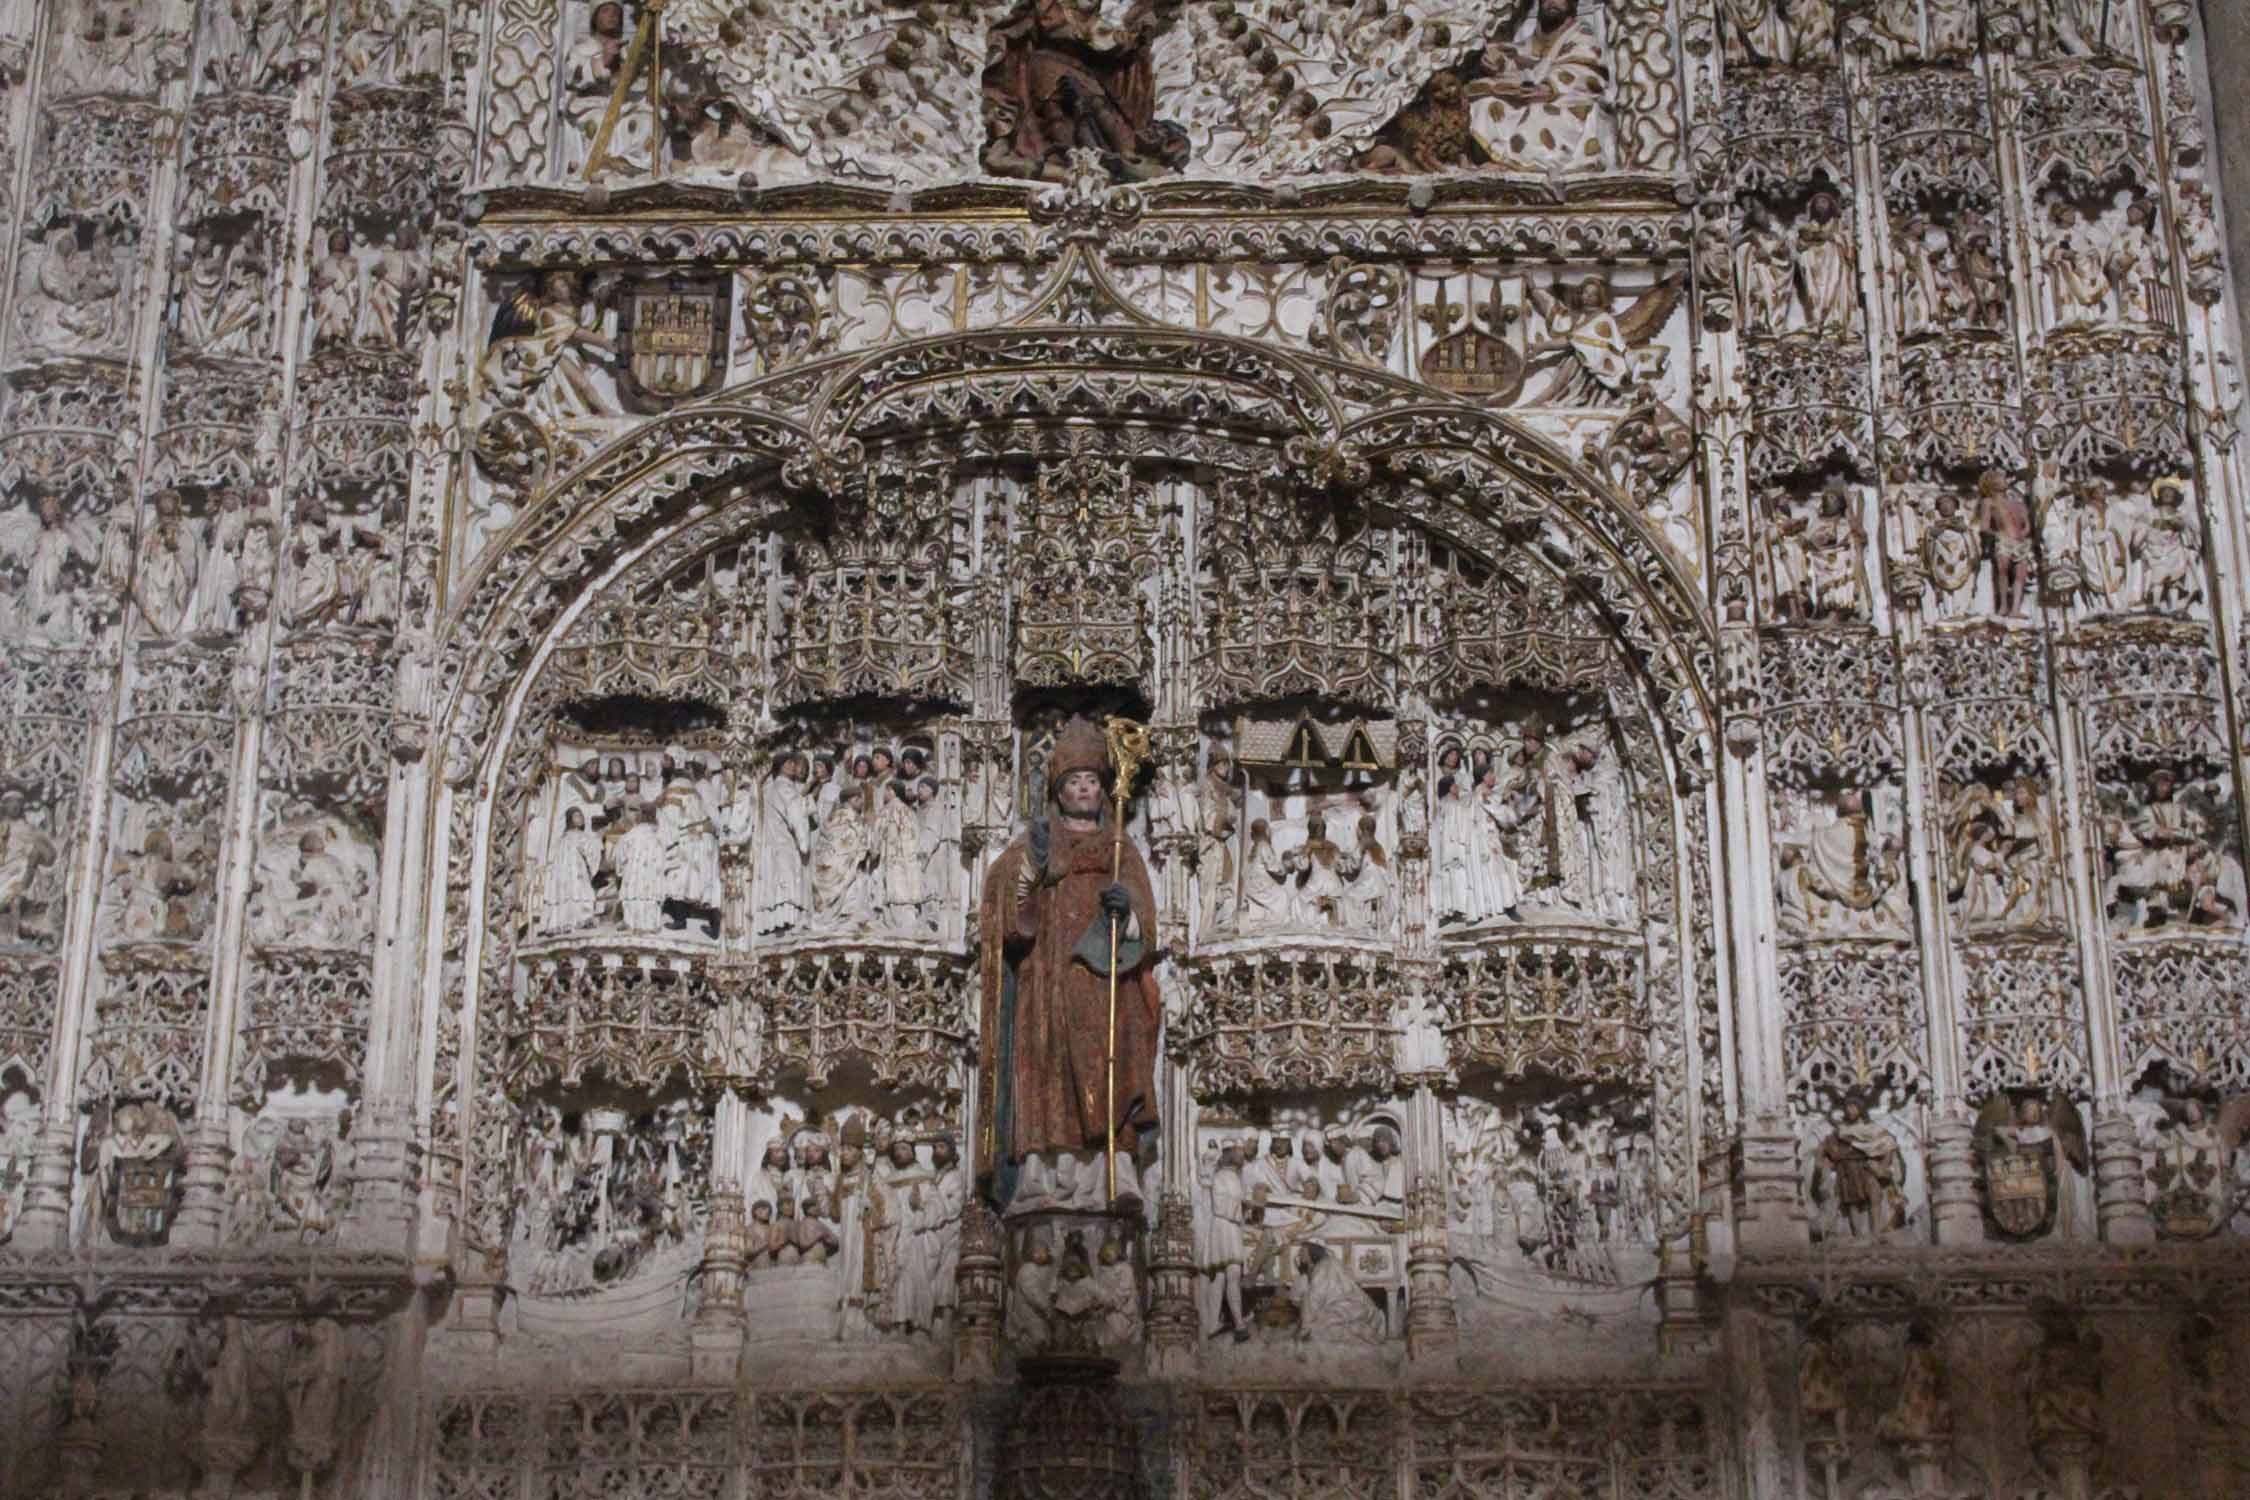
[195,1428,259,1498]
[1002,1204,1149,1371]
[952,1203,1004,1380]
[169,1117,233,1249]
[56,1418,102,1499]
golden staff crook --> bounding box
[584,0,666,183]
[1102,714,1150,1205]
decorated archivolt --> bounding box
[415,186,1722,1365]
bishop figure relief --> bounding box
[978,717,1161,1212]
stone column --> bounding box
[951,1200,1004,1380]
[172,654,272,1247]
[1399,1077,1455,1373]
[1142,1187,1198,1379]
[692,1183,747,1381]
[16,665,122,1250]
[341,687,437,1257]
[1892,630,1981,1245]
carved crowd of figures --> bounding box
[224,1100,355,1247]
[1429,729,1634,929]
[1228,798,1397,940]
[532,738,956,944]
[505,1100,967,1341]
[1764,478,1871,623]
[510,1100,708,1296]
[1941,773,2064,934]
[310,228,424,355]
[2040,474,2206,620]
[0,483,295,646]
[1448,1094,1658,1279]
[2096,764,2245,933]
[535,749,727,939]
[14,216,138,361]
[248,813,378,950]
[2040,194,2172,331]
[1733,194,1858,340]
[1192,1114,1405,1344]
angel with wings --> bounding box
[0,490,103,645]
[2143,1092,2250,1239]
[1517,274,1683,408]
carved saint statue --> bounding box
[976,717,1160,1208]
[0,791,58,946]
[1876,1324,1954,1452]
[981,0,1188,184]
[753,753,814,933]
[1465,0,1611,173]
[0,1089,38,1241]
[1795,193,1858,334]
[1810,1092,1910,1240]
[1736,201,1797,336]
[132,489,204,639]
[561,0,653,178]
[283,1321,348,1477]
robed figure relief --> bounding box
[981,0,1189,184]
[978,718,1161,1211]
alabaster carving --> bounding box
[2,0,2249,1492]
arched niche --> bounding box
[414,246,1725,1309]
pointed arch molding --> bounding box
[433,242,1719,777]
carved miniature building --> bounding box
[0,0,2245,1495]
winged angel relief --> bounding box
[540,0,1632,189]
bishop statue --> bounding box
[978,717,1161,1210]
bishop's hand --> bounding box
[1099,883,1132,923]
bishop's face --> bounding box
[1056,768,1103,820]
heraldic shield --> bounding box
[111,1155,181,1243]
[618,275,729,412]
[1983,1135,2057,1238]
[1974,1092,2079,1241]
